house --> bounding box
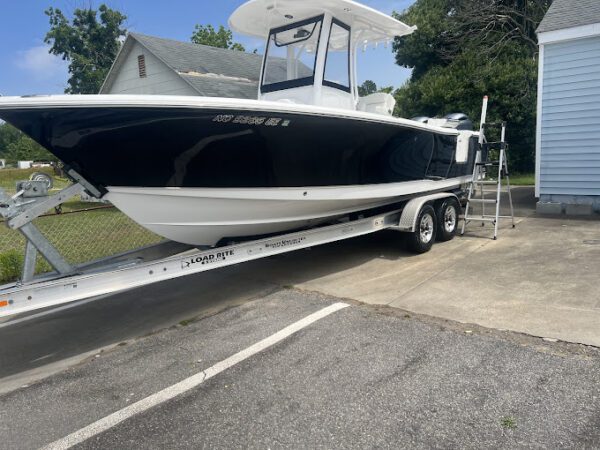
[100,33,263,99]
[536,0,600,215]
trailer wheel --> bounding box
[406,204,437,254]
[436,198,459,242]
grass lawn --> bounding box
[487,172,535,186]
[0,167,70,194]
[0,170,164,282]
[508,173,535,186]
[0,207,164,282]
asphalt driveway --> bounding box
[1,291,600,449]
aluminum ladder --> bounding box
[461,98,515,240]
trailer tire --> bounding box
[436,198,459,242]
[406,204,437,254]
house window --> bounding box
[138,55,147,78]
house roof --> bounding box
[537,0,600,33]
[100,33,263,99]
[132,33,262,81]
[180,73,259,99]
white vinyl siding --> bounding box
[106,42,196,96]
[539,35,600,196]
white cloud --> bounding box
[15,45,68,81]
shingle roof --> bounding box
[537,0,600,33]
[180,74,259,99]
[101,33,263,99]
[131,33,263,82]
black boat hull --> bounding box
[0,101,478,245]
[0,106,477,192]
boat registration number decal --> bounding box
[181,250,235,269]
[213,115,291,127]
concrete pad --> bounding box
[388,217,600,345]
[245,212,600,347]
[397,218,600,346]
[279,234,489,305]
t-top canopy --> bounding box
[229,0,416,45]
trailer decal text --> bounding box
[265,237,306,249]
[182,250,235,269]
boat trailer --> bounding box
[0,180,461,319]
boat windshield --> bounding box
[261,16,323,93]
[323,19,351,92]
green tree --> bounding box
[45,5,127,94]
[6,136,56,163]
[0,123,21,158]
[191,25,245,51]
[392,0,452,80]
[0,123,56,163]
[358,80,395,97]
[358,80,378,97]
[392,0,552,172]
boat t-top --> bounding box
[0,0,478,247]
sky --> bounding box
[0,0,415,96]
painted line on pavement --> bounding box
[42,302,350,450]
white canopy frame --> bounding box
[230,0,416,110]
[229,0,416,44]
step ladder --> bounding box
[461,97,515,240]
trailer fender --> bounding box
[397,193,460,232]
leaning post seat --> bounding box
[357,93,396,116]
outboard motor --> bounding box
[417,113,473,131]
[443,113,473,130]
[410,116,431,124]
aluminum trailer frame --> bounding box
[0,181,459,319]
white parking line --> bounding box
[42,302,349,450]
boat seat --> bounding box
[357,93,396,116]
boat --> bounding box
[0,0,478,247]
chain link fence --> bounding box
[0,175,165,283]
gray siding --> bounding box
[106,42,196,96]
[540,35,600,196]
